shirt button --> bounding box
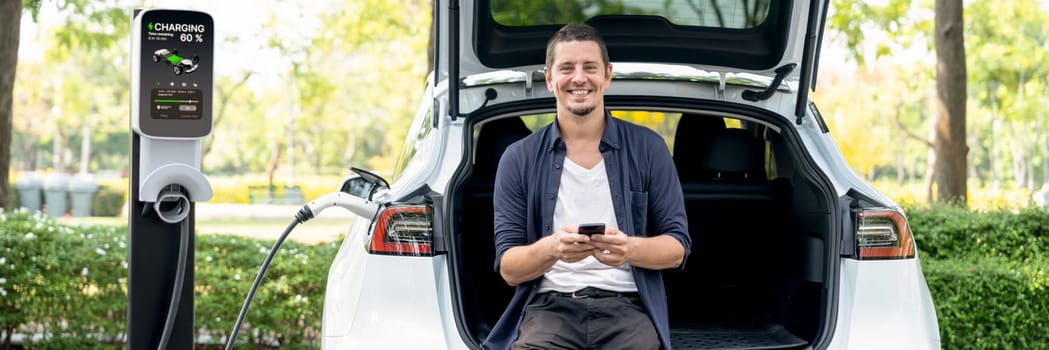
[544,224,551,231]
[554,163,561,169]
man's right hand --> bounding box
[499,227,594,286]
[549,227,596,263]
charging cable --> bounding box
[224,192,379,350]
[154,185,192,350]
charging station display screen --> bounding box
[135,10,213,138]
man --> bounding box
[484,24,691,350]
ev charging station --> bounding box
[128,9,214,349]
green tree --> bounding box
[0,0,36,210]
[931,0,967,205]
[299,0,431,177]
[966,1,1049,191]
[830,0,967,205]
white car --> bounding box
[320,0,940,349]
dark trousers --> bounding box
[511,289,660,350]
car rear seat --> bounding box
[460,117,532,337]
[667,118,790,321]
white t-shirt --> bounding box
[538,158,638,293]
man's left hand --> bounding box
[589,229,632,267]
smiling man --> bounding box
[485,24,691,350]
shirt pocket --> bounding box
[629,191,649,237]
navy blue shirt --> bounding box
[484,112,691,350]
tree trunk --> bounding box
[991,117,1000,190]
[80,120,91,174]
[0,0,22,210]
[894,101,905,185]
[1043,126,1049,188]
[53,128,67,172]
[267,140,283,189]
[933,0,968,205]
[1010,121,1026,188]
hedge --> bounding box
[922,257,1049,349]
[0,209,338,349]
[2,205,1047,348]
[907,205,1049,261]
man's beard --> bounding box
[568,104,596,117]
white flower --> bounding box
[81,267,89,276]
[0,278,6,284]
[121,260,129,269]
[95,248,106,256]
[205,255,213,262]
[0,257,5,265]
[24,232,35,240]
[234,274,241,281]
[119,242,127,249]
[0,287,6,296]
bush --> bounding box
[3,204,1045,348]
[8,185,18,211]
[92,182,126,217]
[195,234,338,348]
[907,205,1049,261]
[0,209,127,347]
[0,209,339,348]
[922,257,1049,349]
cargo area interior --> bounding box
[453,110,833,349]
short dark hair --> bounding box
[545,23,610,68]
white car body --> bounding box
[321,0,940,349]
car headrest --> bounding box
[703,128,767,181]
[473,117,532,180]
[674,114,726,181]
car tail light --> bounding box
[368,204,433,256]
[856,209,915,259]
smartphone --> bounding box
[577,223,606,236]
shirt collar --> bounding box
[544,110,623,152]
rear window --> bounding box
[490,0,771,29]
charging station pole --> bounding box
[128,9,214,349]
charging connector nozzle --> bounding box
[296,192,380,223]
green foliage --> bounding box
[908,205,1049,261]
[9,185,18,211]
[196,234,338,348]
[91,181,125,217]
[907,206,1049,349]
[0,209,339,348]
[828,0,931,64]
[0,209,127,346]
[2,196,1048,348]
[922,257,1049,350]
